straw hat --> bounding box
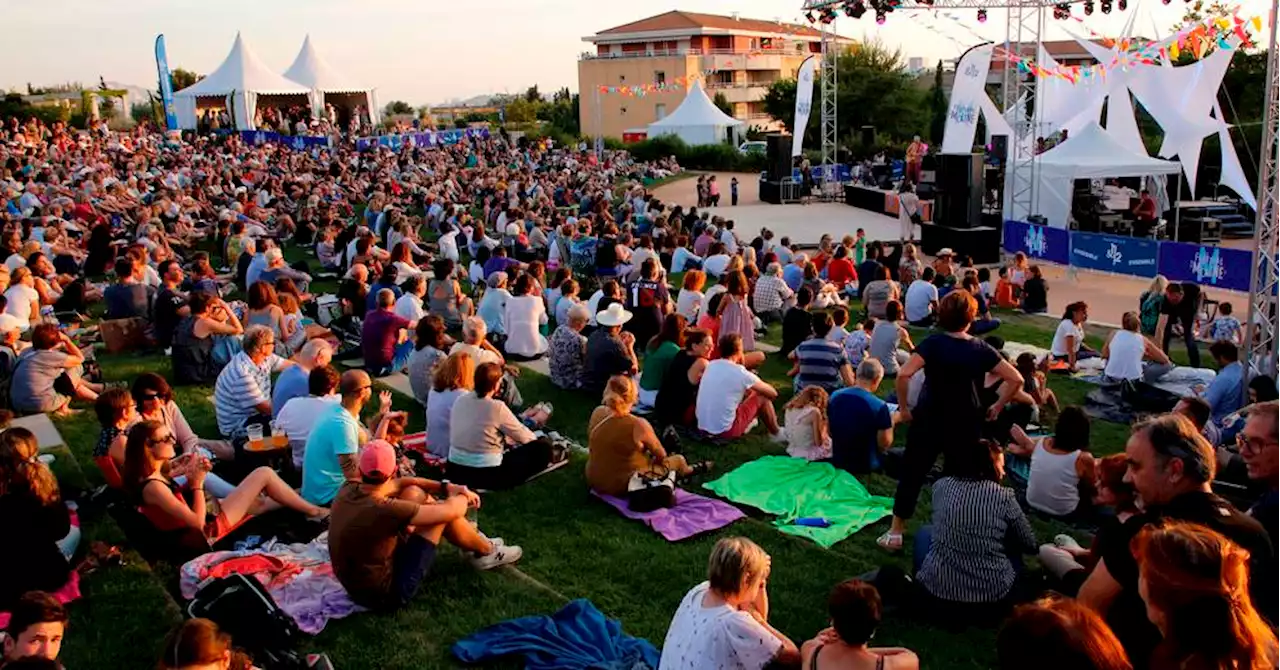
[596,303,633,327]
[936,248,954,257]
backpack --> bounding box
[187,573,306,670]
[569,237,599,277]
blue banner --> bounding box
[154,35,179,132]
[1157,240,1255,292]
[355,128,491,151]
[1068,231,1159,278]
[1002,220,1070,265]
[791,164,852,183]
[238,131,330,150]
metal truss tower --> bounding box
[819,22,839,196]
[1243,0,1279,387]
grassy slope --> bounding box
[50,248,1175,668]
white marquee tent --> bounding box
[647,83,744,146]
[1033,121,1181,229]
[173,33,311,131]
[282,35,380,127]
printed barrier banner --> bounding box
[1068,231,1159,278]
[1157,240,1254,293]
[355,128,491,151]
[790,164,852,183]
[1002,219,1070,265]
[240,131,331,150]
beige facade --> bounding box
[578,11,851,139]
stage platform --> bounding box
[844,183,934,222]
[693,203,917,248]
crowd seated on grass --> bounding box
[5,114,1280,670]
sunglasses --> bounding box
[149,435,177,446]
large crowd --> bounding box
[0,113,1276,670]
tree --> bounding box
[713,92,734,116]
[504,98,538,125]
[170,68,201,91]
[383,100,413,116]
[553,87,572,103]
[761,38,927,151]
[524,85,542,103]
[928,60,947,145]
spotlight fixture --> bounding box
[1053,3,1070,19]
[977,9,988,22]
[875,11,887,24]
[1083,0,1093,14]
[849,1,867,18]
[1100,0,1111,13]
[1117,0,1127,9]
[805,10,816,22]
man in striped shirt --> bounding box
[789,312,854,394]
[214,325,295,439]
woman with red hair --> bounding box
[1133,521,1278,669]
[997,595,1131,670]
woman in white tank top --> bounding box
[1007,407,1095,518]
[1102,311,1173,383]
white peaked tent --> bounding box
[647,83,745,146]
[283,36,380,127]
[173,33,311,131]
[1034,122,1181,230]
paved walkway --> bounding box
[13,413,66,451]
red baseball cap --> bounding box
[359,440,397,480]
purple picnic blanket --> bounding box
[592,488,744,541]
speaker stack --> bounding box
[759,134,794,204]
[921,151,1000,264]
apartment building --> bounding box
[579,10,854,139]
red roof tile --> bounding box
[594,10,827,39]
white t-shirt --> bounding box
[904,280,938,323]
[449,341,501,367]
[1051,319,1084,357]
[719,230,739,255]
[586,290,606,326]
[395,293,426,322]
[276,395,342,469]
[438,230,460,262]
[1104,330,1146,380]
[703,254,731,278]
[659,581,781,670]
[696,360,761,435]
[3,284,39,328]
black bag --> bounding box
[187,573,306,670]
[909,212,923,225]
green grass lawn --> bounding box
[48,255,1165,668]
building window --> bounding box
[655,103,667,120]
[620,107,627,115]
[655,70,666,85]
[619,75,626,83]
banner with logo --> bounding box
[238,131,331,150]
[791,56,817,159]
[154,35,179,132]
[1157,240,1254,292]
[1002,219,1070,265]
[1069,231,1159,278]
[790,164,851,183]
[355,128,490,151]
[941,44,994,155]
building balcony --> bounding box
[704,82,772,104]
[580,47,809,61]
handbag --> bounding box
[591,414,677,512]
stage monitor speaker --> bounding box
[935,153,983,229]
[991,135,1008,163]
[766,134,792,181]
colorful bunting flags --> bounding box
[596,74,705,97]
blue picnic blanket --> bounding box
[452,599,660,669]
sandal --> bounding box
[686,460,714,477]
[876,531,904,552]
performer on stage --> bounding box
[905,136,925,185]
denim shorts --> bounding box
[387,534,437,608]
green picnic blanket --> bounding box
[703,456,894,548]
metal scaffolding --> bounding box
[1243,0,1279,389]
[819,21,839,197]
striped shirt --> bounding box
[794,338,848,393]
[214,351,285,437]
[917,477,1037,603]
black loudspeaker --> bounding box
[860,126,876,149]
[935,153,983,229]
[991,135,1008,162]
[766,135,792,181]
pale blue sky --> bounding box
[2,0,1269,104]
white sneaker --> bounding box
[769,431,788,444]
[1054,534,1083,552]
[471,543,523,570]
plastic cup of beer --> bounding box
[246,424,264,451]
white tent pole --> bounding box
[1174,178,1181,241]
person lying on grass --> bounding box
[328,439,522,610]
[123,420,328,546]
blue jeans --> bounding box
[370,340,415,376]
[969,318,1002,336]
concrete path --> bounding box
[13,413,66,450]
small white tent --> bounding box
[173,33,311,131]
[283,36,380,127]
[1032,122,1181,229]
[647,83,744,146]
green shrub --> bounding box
[623,134,766,172]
